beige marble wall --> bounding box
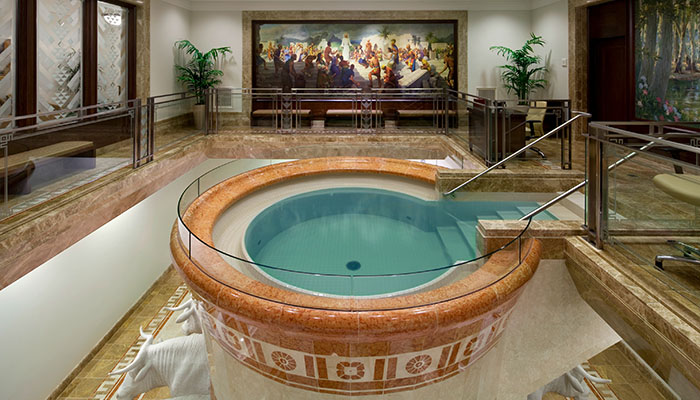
[241,11,468,93]
[478,220,586,259]
[136,0,151,100]
[565,236,700,392]
[0,137,207,290]
[437,169,585,193]
[568,0,610,139]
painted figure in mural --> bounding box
[341,64,360,88]
[420,56,432,73]
[341,33,352,62]
[329,57,342,87]
[369,52,382,88]
[273,44,284,74]
[383,65,399,88]
[316,65,332,88]
[438,44,455,87]
[389,39,399,65]
[256,43,267,70]
[323,42,334,66]
[281,53,298,92]
[365,40,373,59]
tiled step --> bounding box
[436,226,475,263]
[455,221,479,254]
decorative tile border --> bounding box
[200,301,515,395]
[93,285,190,400]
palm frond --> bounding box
[490,33,548,100]
[174,40,232,104]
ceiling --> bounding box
[169,0,562,11]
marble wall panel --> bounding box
[565,236,700,392]
[437,169,585,193]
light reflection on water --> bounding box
[667,78,700,120]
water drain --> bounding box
[346,261,361,271]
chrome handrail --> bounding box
[443,111,592,196]
[589,122,700,155]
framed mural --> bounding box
[252,20,457,91]
[635,0,700,122]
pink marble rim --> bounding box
[171,157,541,323]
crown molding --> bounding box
[178,0,561,12]
[161,0,195,10]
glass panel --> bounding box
[37,0,82,121]
[0,0,14,124]
[97,1,128,110]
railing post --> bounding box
[204,88,211,134]
[443,88,449,134]
[132,99,142,168]
[0,131,10,218]
[585,124,607,249]
[144,97,154,164]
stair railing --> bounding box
[443,111,592,196]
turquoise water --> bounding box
[244,188,554,297]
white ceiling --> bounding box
[169,0,562,11]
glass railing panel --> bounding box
[604,140,700,307]
[153,95,201,151]
[0,104,136,218]
[216,89,249,132]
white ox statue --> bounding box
[166,299,203,336]
[527,364,611,400]
[109,327,210,399]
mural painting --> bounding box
[253,21,457,91]
[635,0,700,121]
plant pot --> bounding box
[193,104,206,130]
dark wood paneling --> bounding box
[83,0,98,108]
[127,5,137,100]
[16,0,37,121]
[589,0,628,39]
[589,37,629,121]
[588,0,632,121]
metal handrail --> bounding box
[589,122,700,155]
[443,110,592,196]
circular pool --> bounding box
[171,157,542,399]
[243,187,463,297]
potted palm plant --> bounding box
[175,40,231,128]
[490,33,548,102]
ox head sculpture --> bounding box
[109,327,159,399]
[166,299,203,336]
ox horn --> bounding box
[165,299,193,313]
[574,365,611,384]
[108,327,154,376]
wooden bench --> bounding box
[2,141,95,194]
[325,109,383,117]
[251,109,312,128]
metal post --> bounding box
[146,97,154,163]
[443,88,448,134]
[586,125,606,249]
[204,88,210,134]
[0,132,10,218]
